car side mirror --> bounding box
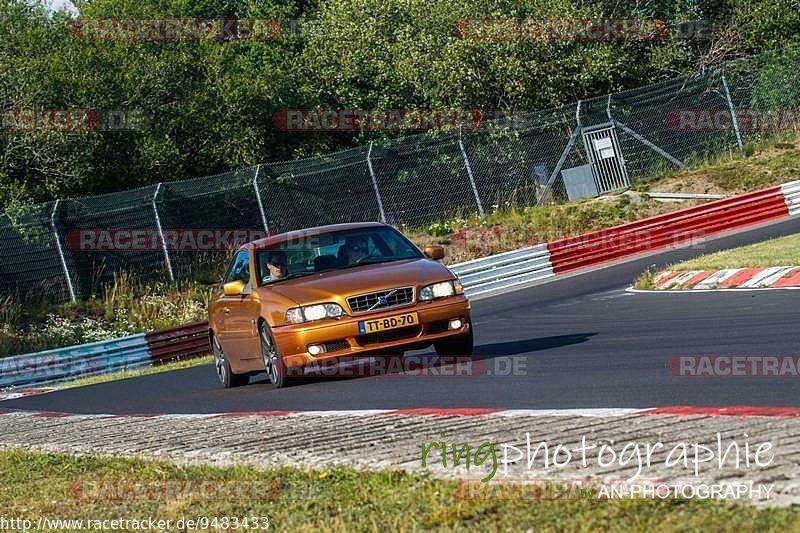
[223,280,245,296]
[424,245,445,260]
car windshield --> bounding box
[256,226,423,285]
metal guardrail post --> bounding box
[50,199,77,302]
[721,73,744,153]
[367,141,387,222]
[152,183,175,281]
[458,128,484,216]
[253,164,270,234]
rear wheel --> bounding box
[212,334,249,388]
[434,320,474,356]
[260,322,296,388]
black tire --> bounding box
[212,334,249,388]
[260,322,297,388]
[434,320,474,356]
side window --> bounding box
[224,250,251,291]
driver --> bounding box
[265,250,288,280]
[342,237,369,266]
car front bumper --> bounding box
[273,295,471,368]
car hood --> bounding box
[263,258,453,305]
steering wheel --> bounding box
[354,253,381,264]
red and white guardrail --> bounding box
[0,322,208,388]
[455,179,800,296]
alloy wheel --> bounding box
[260,325,279,383]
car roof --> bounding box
[247,221,389,251]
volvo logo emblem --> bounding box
[367,289,398,311]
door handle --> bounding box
[222,307,231,313]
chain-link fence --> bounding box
[2,49,799,303]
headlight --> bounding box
[285,303,344,324]
[419,280,462,301]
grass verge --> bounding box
[633,233,800,288]
[0,449,798,531]
[665,233,800,272]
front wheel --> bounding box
[212,334,249,388]
[434,320,474,356]
[260,322,296,388]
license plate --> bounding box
[358,312,419,334]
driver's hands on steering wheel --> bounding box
[354,253,381,264]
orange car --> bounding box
[208,222,473,388]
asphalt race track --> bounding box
[6,216,800,415]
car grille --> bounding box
[356,325,421,346]
[346,286,414,313]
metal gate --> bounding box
[581,123,629,194]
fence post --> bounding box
[721,72,744,153]
[458,127,484,216]
[538,100,582,205]
[366,141,387,222]
[252,164,270,234]
[50,199,77,302]
[152,183,174,281]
